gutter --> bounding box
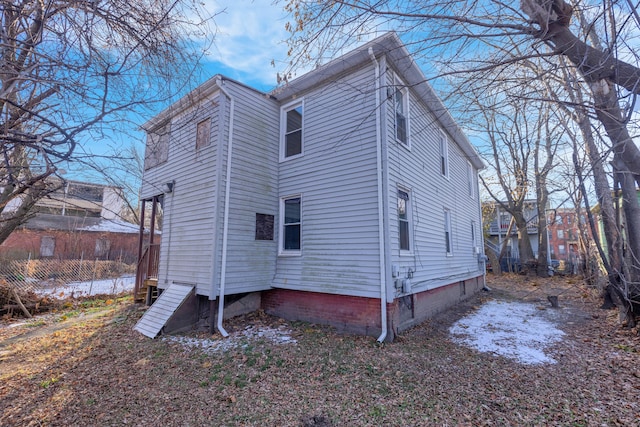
[215,77,235,337]
[369,47,388,343]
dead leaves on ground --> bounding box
[0,276,638,426]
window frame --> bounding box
[444,209,453,256]
[397,188,412,254]
[393,76,410,148]
[467,161,475,199]
[280,100,304,161]
[279,195,302,256]
[471,220,477,254]
[439,131,449,179]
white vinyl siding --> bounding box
[274,64,381,298]
[385,65,483,293]
[141,81,280,297]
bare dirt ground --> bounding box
[0,275,639,426]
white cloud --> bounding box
[202,1,290,88]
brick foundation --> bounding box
[262,275,484,341]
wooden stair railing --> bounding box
[134,243,160,304]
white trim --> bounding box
[278,194,302,256]
[279,99,304,162]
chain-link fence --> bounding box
[0,258,136,292]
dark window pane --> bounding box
[284,198,300,224]
[286,130,302,157]
[400,221,409,251]
[284,224,301,250]
[286,106,303,132]
[396,113,406,143]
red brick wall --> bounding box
[0,229,141,262]
[262,274,484,341]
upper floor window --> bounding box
[398,189,411,251]
[281,101,303,160]
[280,195,301,254]
[394,86,409,146]
[467,161,475,198]
[439,131,449,178]
[196,118,211,150]
[144,123,170,170]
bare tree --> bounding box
[1,0,215,244]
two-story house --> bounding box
[134,32,485,342]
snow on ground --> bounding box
[449,300,565,365]
[35,276,135,299]
[163,325,297,353]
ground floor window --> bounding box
[281,196,301,253]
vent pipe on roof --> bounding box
[369,47,388,343]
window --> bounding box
[398,190,411,251]
[471,220,477,253]
[144,123,170,170]
[557,229,564,239]
[281,101,303,159]
[444,209,453,256]
[467,162,475,198]
[40,236,55,257]
[439,132,449,178]
[280,196,301,253]
[196,118,211,150]
[558,244,566,255]
[394,84,409,145]
[95,238,111,258]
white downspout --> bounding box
[370,47,387,343]
[216,77,234,337]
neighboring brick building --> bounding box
[547,208,586,273]
[0,179,142,263]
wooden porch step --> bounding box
[134,279,159,304]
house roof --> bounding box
[143,32,483,170]
[21,213,140,234]
[270,32,484,170]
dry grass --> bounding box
[1,275,639,426]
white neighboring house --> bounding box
[135,32,485,341]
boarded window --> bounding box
[255,213,274,240]
[40,236,55,257]
[196,118,211,149]
[95,238,111,258]
[144,124,170,170]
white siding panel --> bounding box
[385,66,483,294]
[274,64,382,299]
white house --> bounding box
[134,32,485,341]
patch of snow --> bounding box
[35,276,135,299]
[78,219,139,234]
[163,325,297,353]
[449,300,565,365]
